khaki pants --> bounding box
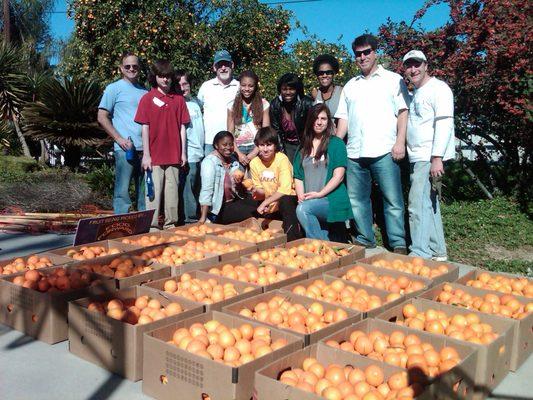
[147,165,180,228]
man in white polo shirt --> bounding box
[335,34,409,252]
[197,50,239,154]
[403,50,455,261]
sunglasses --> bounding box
[317,70,335,76]
[123,64,139,71]
[215,61,232,69]
[354,48,373,58]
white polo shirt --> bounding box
[335,65,409,159]
[407,77,455,162]
[197,77,239,145]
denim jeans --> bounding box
[113,150,145,214]
[181,161,201,223]
[408,161,447,258]
[346,153,406,248]
[204,144,215,155]
[238,144,256,156]
[296,197,330,240]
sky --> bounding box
[49,0,450,51]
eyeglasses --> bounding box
[215,61,232,69]
[354,48,373,58]
[317,70,335,76]
[123,64,139,71]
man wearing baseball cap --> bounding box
[403,50,455,261]
[197,50,239,154]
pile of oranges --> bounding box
[237,295,349,334]
[465,272,533,297]
[278,358,424,399]
[171,320,288,367]
[138,246,208,266]
[206,262,301,286]
[369,257,449,279]
[290,279,393,312]
[87,295,184,325]
[217,228,276,243]
[120,234,186,247]
[11,268,100,292]
[182,239,245,254]
[397,303,499,344]
[65,245,122,260]
[341,265,427,295]
[0,255,54,275]
[434,284,532,320]
[77,256,153,279]
[291,240,351,258]
[325,329,462,379]
[181,224,222,236]
[161,273,255,304]
[247,248,334,270]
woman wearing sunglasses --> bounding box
[312,54,343,126]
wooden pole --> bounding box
[2,0,10,43]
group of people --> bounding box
[97,33,455,262]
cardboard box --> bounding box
[141,270,262,312]
[254,341,440,400]
[178,235,259,262]
[196,259,308,293]
[325,262,432,301]
[167,222,227,237]
[125,243,220,275]
[0,266,114,344]
[222,289,361,346]
[319,318,479,400]
[210,226,287,251]
[419,281,533,371]
[359,252,460,286]
[375,297,514,396]
[277,238,365,267]
[280,274,406,318]
[0,252,73,277]
[142,310,304,400]
[230,217,284,232]
[456,268,533,295]
[110,231,190,248]
[68,255,171,289]
[241,248,339,278]
[48,240,139,260]
[68,285,203,381]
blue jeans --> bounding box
[296,198,330,240]
[204,144,215,155]
[408,161,447,258]
[181,161,201,223]
[113,150,145,214]
[238,144,256,156]
[346,153,406,248]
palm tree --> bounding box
[22,76,110,169]
[0,41,31,157]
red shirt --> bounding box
[135,88,190,166]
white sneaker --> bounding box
[432,256,448,262]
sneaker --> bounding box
[432,255,448,262]
[393,247,408,255]
[350,238,377,249]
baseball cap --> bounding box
[403,50,427,64]
[214,50,233,64]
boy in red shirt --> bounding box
[135,60,190,228]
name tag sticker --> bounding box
[152,97,166,107]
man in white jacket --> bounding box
[403,50,455,261]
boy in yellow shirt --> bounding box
[249,127,303,241]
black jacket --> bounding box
[269,95,314,146]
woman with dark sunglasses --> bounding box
[312,54,343,126]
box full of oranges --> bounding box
[0,252,72,277]
[210,226,287,251]
[177,235,259,262]
[456,268,533,299]
[326,263,432,301]
[280,275,406,318]
[198,259,308,293]
[68,285,203,381]
[320,318,479,400]
[278,238,365,267]
[359,252,459,286]
[419,281,532,371]
[48,240,139,261]
[254,341,439,400]
[112,231,189,248]
[222,289,361,346]
[141,270,262,312]
[168,222,227,237]
[376,297,515,396]
[142,310,303,400]
[69,255,171,289]
[0,266,113,344]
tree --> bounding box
[377,0,532,201]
